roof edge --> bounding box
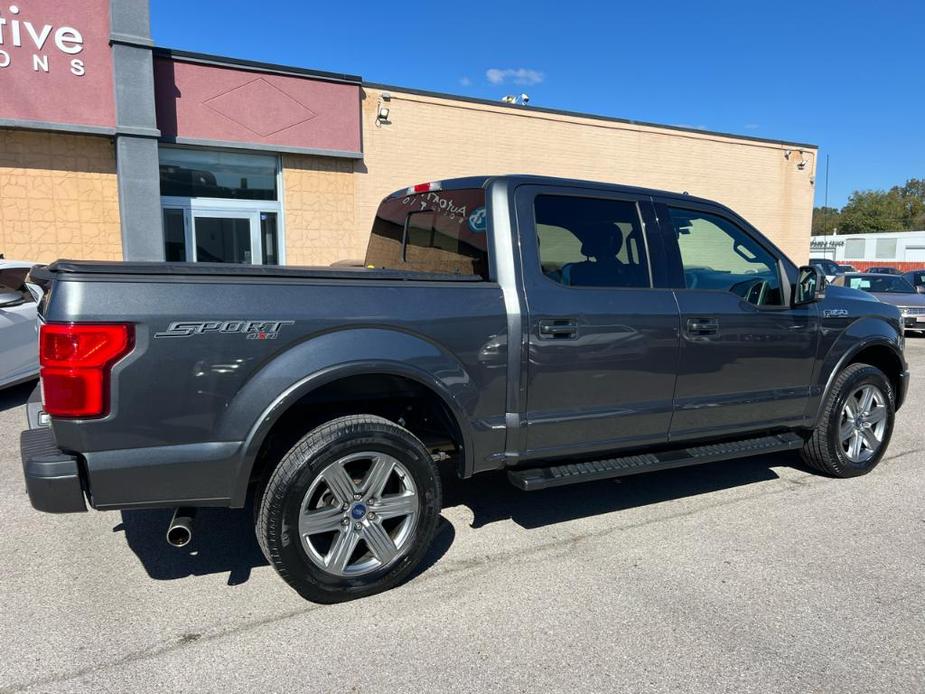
[365,81,818,150]
[149,44,816,150]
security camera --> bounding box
[520,93,530,105]
[501,95,517,104]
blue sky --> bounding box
[151,0,924,208]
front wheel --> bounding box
[256,415,442,602]
[801,363,895,477]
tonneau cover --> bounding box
[34,260,484,282]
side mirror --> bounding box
[916,286,925,295]
[794,265,826,305]
[0,289,25,308]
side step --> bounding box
[507,433,805,491]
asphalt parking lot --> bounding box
[1,344,923,693]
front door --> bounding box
[654,201,819,440]
[162,200,281,265]
[192,211,259,264]
[516,186,680,458]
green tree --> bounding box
[838,190,907,233]
[812,206,841,235]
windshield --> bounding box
[846,275,916,294]
[811,259,839,274]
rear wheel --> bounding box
[801,363,894,477]
[257,415,442,602]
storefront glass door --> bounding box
[161,200,282,265]
[193,211,259,264]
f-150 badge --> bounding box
[154,320,294,340]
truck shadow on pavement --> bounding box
[115,451,804,588]
[115,504,455,587]
[0,380,35,413]
[443,451,808,530]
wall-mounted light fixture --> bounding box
[376,92,392,127]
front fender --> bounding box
[807,316,905,425]
[221,328,477,506]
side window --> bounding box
[668,208,783,306]
[534,195,651,288]
[0,267,32,302]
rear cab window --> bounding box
[364,188,489,278]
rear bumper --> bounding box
[20,427,87,513]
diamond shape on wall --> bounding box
[203,78,317,136]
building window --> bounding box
[159,146,284,265]
[844,238,866,259]
[159,147,277,200]
[875,238,897,260]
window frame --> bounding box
[525,189,657,291]
[654,199,793,309]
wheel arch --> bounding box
[229,357,474,507]
[813,333,906,426]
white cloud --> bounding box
[460,76,472,86]
[485,68,544,86]
[744,123,760,130]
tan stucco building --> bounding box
[1,1,817,268]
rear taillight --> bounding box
[39,323,134,418]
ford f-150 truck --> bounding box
[20,175,909,603]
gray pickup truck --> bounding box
[21,175,908,602]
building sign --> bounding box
[0,0,114,128]
[154,57,362,156]
[810,238,845,250]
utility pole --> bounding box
[824,154,830,236]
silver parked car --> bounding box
[0,260,39,389]
[833,272,925,334]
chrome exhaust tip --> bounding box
[166,507,196,548]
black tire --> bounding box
[801,363,895,477]
[256,414,442,603]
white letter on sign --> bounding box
[54,26,83,54]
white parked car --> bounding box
[0,260,40,389]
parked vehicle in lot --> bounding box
[867,266,902,275]
[0,260,39,389]
[838,264,858,273]
[809,257,843,282]
[20,175,909,602]
[832,272,925,333]
[902,268,925,293]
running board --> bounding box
[507,433,805,491]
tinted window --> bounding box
[159,147,278,200]
[534,195,650,288]
[364,188,488,278]
[811,258,839,275]
[846,275,915,293]
[668,208,782,306]
[907,272,925,287]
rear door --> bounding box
[653,200,819,440]
[515,185,680,458]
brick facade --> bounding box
[356,88,817,266]
[0,130,121,263]
[0,88,816,268]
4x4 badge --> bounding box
[823,309,849,318]
[154,320,294,340]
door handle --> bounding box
[538,319,578,339]
[686,318,719,336]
